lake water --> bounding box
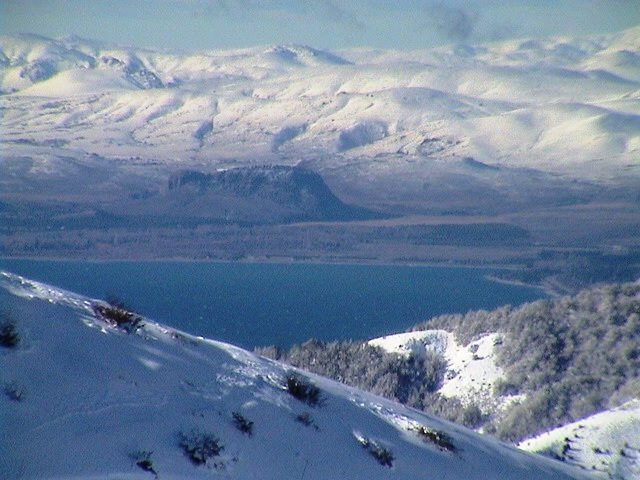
[0,259,544,349]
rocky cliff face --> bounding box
[165,166,379,223]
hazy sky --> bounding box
[2,0,639,51]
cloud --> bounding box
[183,0,264,18]
[183,0,365,29]
[317,1,366,30]
[427,3,477,42]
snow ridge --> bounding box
[520,400,640,478]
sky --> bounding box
[1,0,639,52]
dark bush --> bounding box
[493,378,520,396]
[179,430,224,466]
[232,411,254,436]
[3,381,26,402]
[357,436,394,467]
[93,302,143,333]
[132,450,157,477]
[412,425,457,452]
[296,412,312,426]
[0,317,19,348]
[460,404,484,429]
[285,375,322,407]
[295,412,319,430]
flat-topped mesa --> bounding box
[166,165,380,223]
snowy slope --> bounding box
[519,401,640,479]
[0,271,591,480]
[370,330,521,415]
[1,27,638,191]
[370,330,640,480]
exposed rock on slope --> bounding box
[162,165,379,223]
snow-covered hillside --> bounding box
[370,329,519,417]
[0,270,590,479]
[520,401,640,479]
[370,329,640,480]
[1,27,638,194]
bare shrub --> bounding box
[295,412,320,431]
[0,316,19,348]
[93,301,143,333]
[411,425,457,452]
[3,381,26,402]
[179,430,224,466]
[131,450,157,477]
[232,411,254,436]
[356,435,394,467]
[285,375,322,407]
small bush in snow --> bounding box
[132,450,157,477]
[3,381,26,402]
[0,317,19,348]
[285,374,322,407]
[295,412,320,431]
[412,425,457,453]
[357,436,394,467]
[93,302,143,333]
[232,411,254,436]
[460,404,484,429]
[179,430,224,466]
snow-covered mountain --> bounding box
[0,270,591,479]
[1,27,638,204]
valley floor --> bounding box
[3,204,639,294]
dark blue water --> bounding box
[0,259,544,349]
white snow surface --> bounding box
[519,400,640,479]
[0,270,591,479]
[1,28,639,183]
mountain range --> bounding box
[1,28,639,211]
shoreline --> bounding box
[483,274,551,296]
[0,254,555,297]
[0,253,529,272]
[0,255,549,349]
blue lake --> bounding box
[0,259,544,349]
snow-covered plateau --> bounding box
[1,27,638,199]
[0,271,592,479]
